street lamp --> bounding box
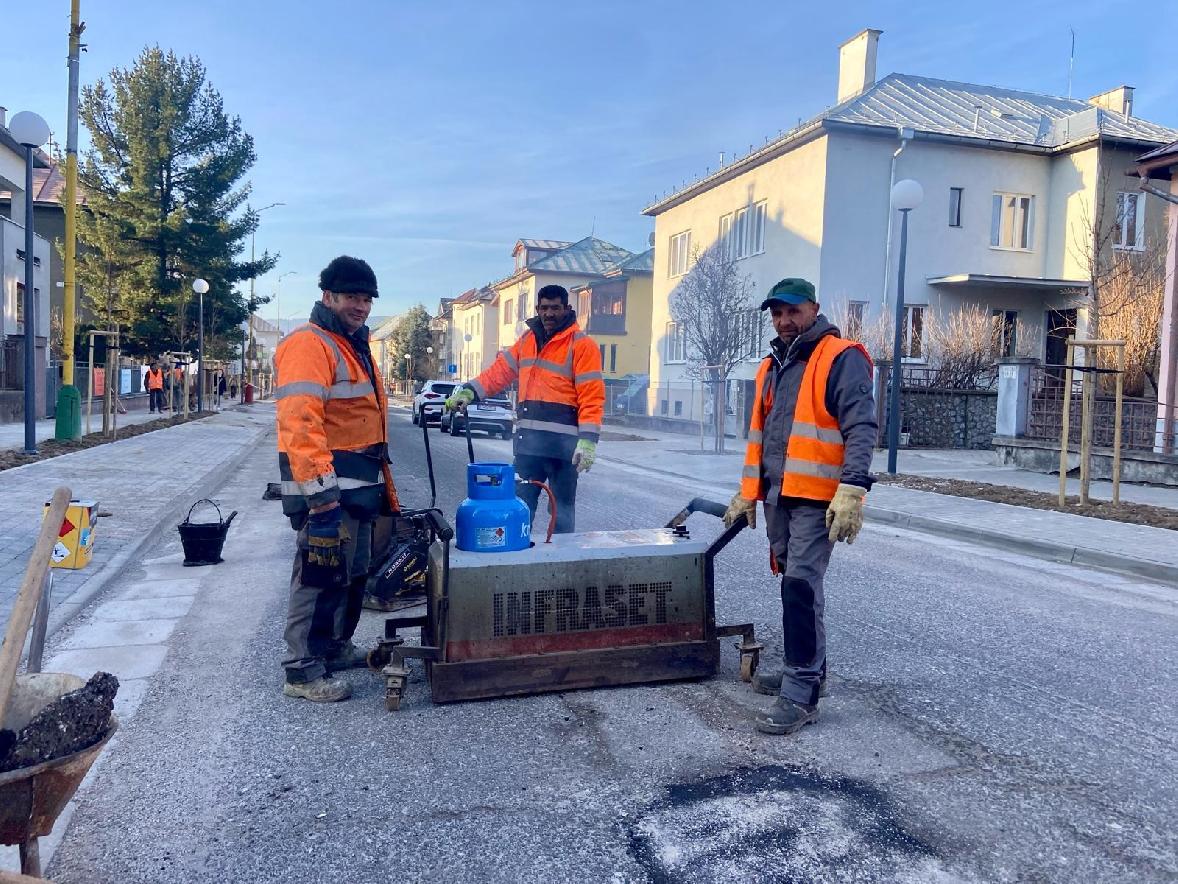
[193,278,209,412]
[426,345,433,379]
[886,178,923,474]
[10,111,51,454]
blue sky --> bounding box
[4,0,1176,323]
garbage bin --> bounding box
[42,498,98,570]
[244,383,254,404]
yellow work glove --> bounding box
[444,387,475,412]
[723,493,757,530]
[825,483,867,544]
[571,439,597,473]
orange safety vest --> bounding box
[274,321,397,517]
[471,317,604,458]
[146,368,164,390]
[741,335,870,503]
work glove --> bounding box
[303,506,351,587]
[444,387,475,412]
[571,439,597,473]
[825,483,867,544]
[723,493,757,530]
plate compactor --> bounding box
[367,418,760,711]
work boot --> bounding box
[325,641,370,673]
[754,698,819,736]
[282,675,352,703]
[752,670,829,698]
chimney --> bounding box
[0,107,7,128]
[837,28,882,104]
[1088,85,1134,117]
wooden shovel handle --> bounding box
[0,487,72,726]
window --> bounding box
[1115,192,1146,250]
[718,214,733,260]
[665,321,686,362]
[733,309,765,359]
[901,305,925,360]
[990,193,1034,250]
[992,309,1018,358]
[577,290,590,319]
[750,200,766,255]
[668,230,691,277]
[845,301,867,341]
[599,344,606,367]
[588,281,626,335]
[733,207,749,258]
[609,344,617,373]
[660,399,669,416]
[503,299,513,324]
[949,187,963,227]
[673,400,683,416]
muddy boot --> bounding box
[325,642,371,674]
[754,698,819,735]
[282,675,352,703]
[752,670,829,698]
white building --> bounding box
[643,28,1178,432]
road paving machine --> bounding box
[366,417,760,711]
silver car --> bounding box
[440,395,514,439]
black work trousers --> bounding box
[514,454,579,535]
[148,389,166,412]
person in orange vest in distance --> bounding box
[144,360,165,413]
[169,362,185,412]
[722,278,877,736]
[273,255,399,703]
[444,284,604,534]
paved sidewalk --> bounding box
[0,407,166,451]
[0,404,274,635]
[594,424,1178,584]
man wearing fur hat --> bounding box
[273,256,399,702]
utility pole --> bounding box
[56,0,84,441]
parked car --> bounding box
[411,380,457,425]
[439,395,514,439]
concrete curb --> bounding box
[42,415,275,641]
[864,504,1178,586]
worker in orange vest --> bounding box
[273,255,399,703]
[445,284,604,533]
[722,278,877,736]
[144,361,166,413]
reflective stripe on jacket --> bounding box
[470,314,605,460]
[274,309,391,520]
[741,335,871,503]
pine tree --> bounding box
[77,47,276,357]
[390,306,435,380]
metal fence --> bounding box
[1026,365,1158,451]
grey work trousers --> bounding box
[763,499,835,707]
[282,510,373,684]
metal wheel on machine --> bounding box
[450,418,461,436]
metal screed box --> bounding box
[424,528,721,702]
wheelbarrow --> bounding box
[0,674,118,878]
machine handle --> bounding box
[665,497,728,528]
[423,509,455,543]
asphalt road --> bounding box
[47,409,1178,883]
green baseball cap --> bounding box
[760,277,817,309]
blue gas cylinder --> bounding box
[455,462,532,552]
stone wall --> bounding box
[994,436,1178,487]
[901,390,997,450]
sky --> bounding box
[3,0,1177,325]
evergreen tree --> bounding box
[77,47,276,357]
[390,306,434,380]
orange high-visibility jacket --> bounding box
[470,316,604,459]
[274,315,392,520]
[741,335,870,503]
[146,368,164,391]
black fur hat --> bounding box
[319,255,378,297]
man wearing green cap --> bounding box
[723,277,876,735]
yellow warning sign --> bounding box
[43,499,98,570]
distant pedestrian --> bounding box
[230,378,239,400]
[215,371,227,409]
[144,361,166,413]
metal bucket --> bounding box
[177,499,237,567]
[0,672,118,845]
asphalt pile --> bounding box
[0,672,119,772]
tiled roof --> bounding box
[645,72,1178,214]
[607,248,654,275]
[0,162,87,206]
[527,236,634,275]
[517,238,573,251]
[1137,138,1178,165]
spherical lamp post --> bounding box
[886,179,924,473]
[193,278,210,412]
[10,111,51,453]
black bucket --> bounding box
[178,499,238,566]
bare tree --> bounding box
[924,303,1002,389]
[669,245,758,452]
[1070,180,1171,396]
